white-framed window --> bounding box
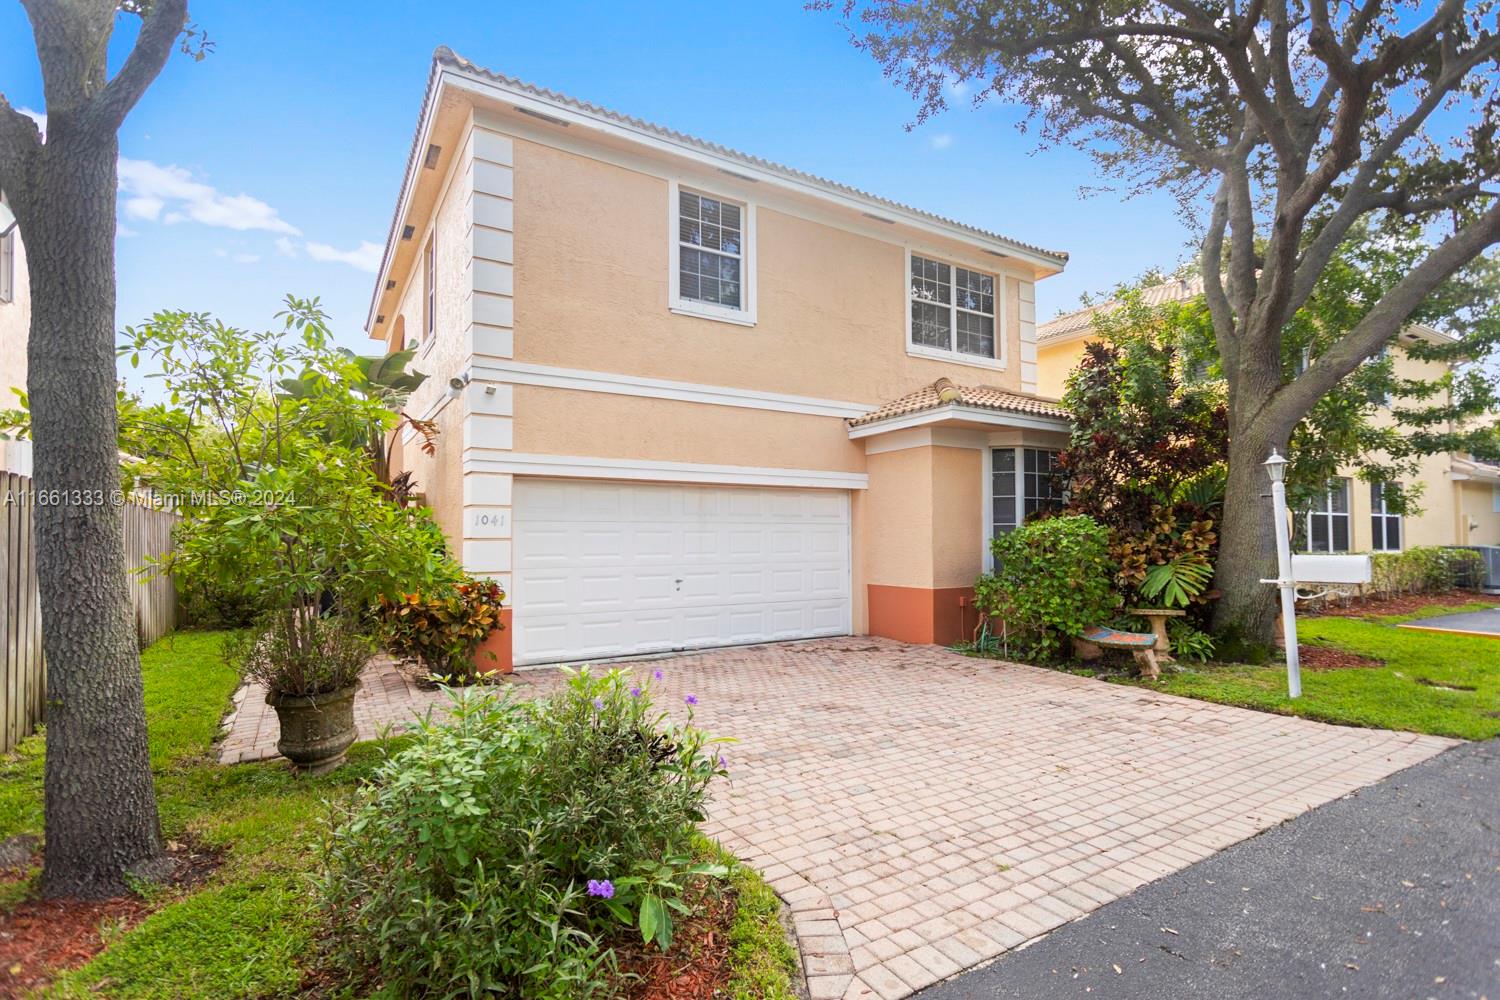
[991,447,1064,538]
[1301,479,1352,553]
[1371,482,1402,552]
[909,251,1001,367]
[669,181,756,326]
[0,226,13,305]
[1492,483,1500,514]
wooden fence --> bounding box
[0,472,180,752]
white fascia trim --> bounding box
[469,359,875,419]
[463,452,868,490]
[848,403,1070,440]
[862,426,988,455]
[441,69,1067,273]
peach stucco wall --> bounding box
[1036,338,1086,399]
[1459,481,1500,546]
[509,138,1029,405]
[511,385,864,472]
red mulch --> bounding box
[1305,589,1499,620]
[0,840,221,998]
[617,880,736,1000]
[1298,644,1385,671]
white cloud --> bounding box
[947,79,970,98]
[213,248,261,264]
[117,225,139,238]
[274,236,300,258]
[117,158,299,235]
[929,133,954,151]
[304,239,382,273]
[18,107,45,139]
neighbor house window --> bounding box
[910,253,997,363]
[0,227,13,304]
[992,447,1064,538]
[670,184,755,323]
[422,237,436,345]
[1302,479,1352,553]
[1492,483,1500,514]
[1370,482,1402,552]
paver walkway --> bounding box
[217,639,1455,999]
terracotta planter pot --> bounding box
[266,682,359,775]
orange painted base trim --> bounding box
[476,608,514,675]
[867,584,976,646]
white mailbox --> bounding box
[1291,553,1372,585]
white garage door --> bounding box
[513,479,851,665]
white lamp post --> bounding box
[1262,449,1302,698]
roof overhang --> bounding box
[848,402,1071,439]
[1452,458,1500,483]
[366,48,1070,338]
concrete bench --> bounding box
[1073,625,1162,680]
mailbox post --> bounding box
[1263,449,1302,698]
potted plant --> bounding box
[233,610,371,774]
[378,576,508,684]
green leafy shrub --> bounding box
[378,576,506,684]
[317,668,729,998]
[981,515,1118,661]
[227,610,371,697]
[1371,546,1485,596]
[1165,618,1216,662]
[1139,552,1215,608]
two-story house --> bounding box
[367,48,1071,667]
[1035,277,1500,555]
[0,189,29,476]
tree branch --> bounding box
[85,0,189,136]
[0,94,43,212]
[1265,199,1500,437]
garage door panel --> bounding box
[514,480,851,665]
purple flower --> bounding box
[587,878,615,899]
[592,698,604,711]
[717,753,727,769]
[684,694,698,706]
[629,685,642,698]
[653,669,664,681]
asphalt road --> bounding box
[915,739,1500,1000]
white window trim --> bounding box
[1491,483,1500,514]
[0,225,13,305]
[906,248,1006,371]
[1370,482,1403,553]
[982,445,1062,569]
[1303,479,1352,554]
[668,179,757,327]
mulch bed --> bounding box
[0,839,221,998]
[617,879,736,1000]
[1298,644,1385,671]
[1305,590,1499,620]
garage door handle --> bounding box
[674,578,683,591]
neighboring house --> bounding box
[1035,277,1500,553]
[0,190,29,476]
[367,48,1071,666]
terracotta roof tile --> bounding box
[1037,275,1204,343]
[848,379,1068,428]
[434,47,1069,267]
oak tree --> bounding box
[0,0,199,897]
[825,0,1500,641]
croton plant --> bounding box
[378,576,506,685]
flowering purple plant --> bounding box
[629,685,642,698]
[684,694,698,706]
[586,878,615,899]
[592,697,604,712]
[653,669,664,680]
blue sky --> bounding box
[1,0,1193,377]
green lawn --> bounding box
[1,631,795,999]
[1130,604,1500,740]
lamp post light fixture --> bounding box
[1262,448,1302,698]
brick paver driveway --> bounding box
[219,637,1454,999]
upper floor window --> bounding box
[909,253,999,366]
[670,183,756,326]
[1300,479,1351,553]
[1371,482,1402,552]
[0,226,13,304]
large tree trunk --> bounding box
[24,128,162,899]
[1212,409,1285,647]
